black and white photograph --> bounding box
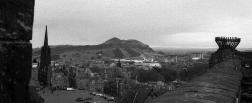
[0,0,252,103]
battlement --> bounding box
[215,37,241,50]
[209,37,241,68]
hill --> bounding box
[33,37,159,63]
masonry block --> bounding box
[0,0,35,103]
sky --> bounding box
[32,0,252,48]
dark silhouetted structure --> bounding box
[117,59,122,68]
[0,0,36,103]
[68,67,77,88]
[38,26,52,87]
[215,37,241,49]
[153,37,242,103]
[240,52,252,102]
[209,37,241,67]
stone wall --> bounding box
[0,0,35,103]
[152,59,242,103]
[153,37,242,103]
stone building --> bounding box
[68,66,77,88]
[0,0,41,103]
[51,72,68,89]
[76,67,93,89]
[88,77,105,92]
[38,26,52,87]
[209,37,240,67]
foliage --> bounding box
[137,70,165,82]
[179,63,208,81]
[124,47,141,57]
[113,48,124,58]
[155,68,177,82]
[68,68,77,88]
[103,80,118,97]
[89,67,103,74]
[155,62,208,82]
[117,84,139,103]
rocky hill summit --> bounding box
[33,37,158,63]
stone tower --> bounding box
[209,37,241,67]
[38,26,52,87]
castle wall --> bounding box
[153,59,242,103]
[0,0,35,103]
[153,37,242,103]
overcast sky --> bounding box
[32,0,252,48]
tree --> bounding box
[113,48,124,58]
[156,68,177,82]
[137,70,165,82]
[104,80,117,97]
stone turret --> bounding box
[209,37,241,67]
[215,37,241,50]
[38,26,52,87]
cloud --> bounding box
[32,0,252,48]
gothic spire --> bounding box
[38,25,51,87]
[44,25,48,47]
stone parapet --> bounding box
[152,60,242,103]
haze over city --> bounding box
[32,0,252,48]
[2,1,252,103]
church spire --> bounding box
[38,25,51,87]
[44,25,48,47]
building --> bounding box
[51,72,68,89]
[88,78,105,92]
[68,66,77,88]
[38,26,52,87]
[76,67,94,89]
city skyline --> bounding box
[32,0,252,48]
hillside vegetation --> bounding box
[33,37,159,63]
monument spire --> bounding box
[44,25,48,47]
[38,25,51,87]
